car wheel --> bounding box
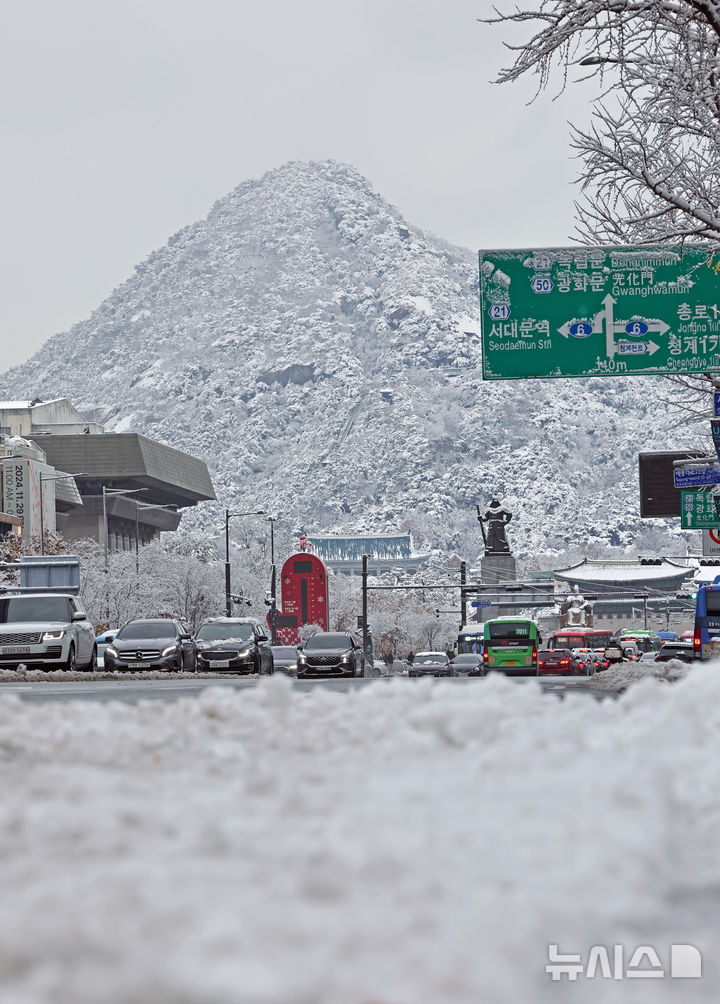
[63,644,76,673]
[86,646,98,673]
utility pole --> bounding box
[224,508,265,617]
[362,554,369,673]
[460,560,467,630]
[268,516,277,644]
[225,508,232,616]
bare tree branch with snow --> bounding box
[484,1,720,247]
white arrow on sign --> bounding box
[558,293,672,359]
[602,294,615,359]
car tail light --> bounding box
[559,659,569,666]
[532,645,537,661]
[693,628,701,655]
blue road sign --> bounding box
[471,600,492,608]
[673,466,720,488]
[715,392,720,418]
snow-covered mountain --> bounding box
[0,160,695,562]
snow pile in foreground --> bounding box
[0,672,718,1003]
[588,657,692,690]
[0,667,259,683]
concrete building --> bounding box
[553,558,695,633]
[0,436,83,540]
[0,399,105,437]
[0,399,215,552]
[39,433,216,551]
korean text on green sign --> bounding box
[479,245,720,380]
[681,490,720,529]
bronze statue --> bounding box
[477,498,512,555]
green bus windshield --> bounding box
[487,621,534,642]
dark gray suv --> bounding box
[296,632,365,679]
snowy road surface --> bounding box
[0,669,717,1003]
[0,674,612,704]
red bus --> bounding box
[547,628,614,652]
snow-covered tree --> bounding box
[486,2,720,247]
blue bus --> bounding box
[457,625,484,656]
[693,577,720,660]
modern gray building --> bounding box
[0,397,215,551]
[38,433,216,550]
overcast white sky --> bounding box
[1,0,596,369]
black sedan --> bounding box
[104,619,196,672]
[296,632,364,678]
[409,652,453,677]
[194,617,274,674]
[450,653,484,676]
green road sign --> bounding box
[681,490,720,529]
[479,245,720,380]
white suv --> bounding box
[0,593,97,672]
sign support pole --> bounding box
[362,554,369,673]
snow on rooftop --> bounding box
[0,670,718,1001]
[555,559,692,582]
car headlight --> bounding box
[340,653,351,662]
[105,645,118,658]
[297,653,307,664]
[161,644,180,657]
[236,648,252,658]
[42,629,66,641]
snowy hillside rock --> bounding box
[0,160,695,560]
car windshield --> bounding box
[0,597,71,623]
[117,620,176,640]
[305,634,352,650]
[416,654,446,663]
[272,646,297,657]
[196,623,254,642]
[453,655,479,663]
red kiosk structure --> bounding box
[269,541,329,645]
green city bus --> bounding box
[483,617,540,675]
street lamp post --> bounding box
[224,509,265,616]
[38,473,85,555]
[268,516,278,644]
[101,487,149,571]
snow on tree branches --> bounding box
[485,1,720,246]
